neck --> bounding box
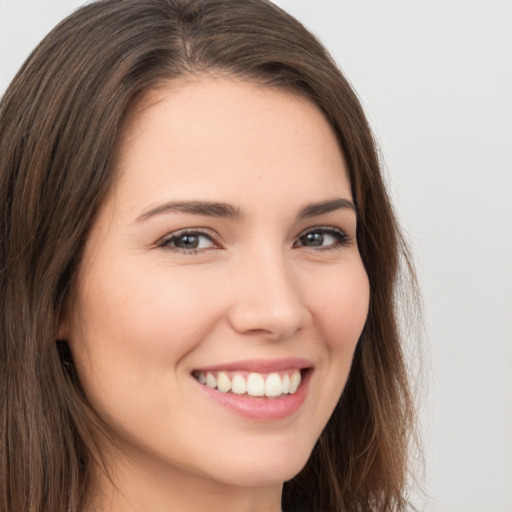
[86,454,283,512]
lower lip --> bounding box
[195,370,312,421]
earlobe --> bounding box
[58,321,69,341]
[57,305,71,341]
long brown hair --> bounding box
[0,1,419,510]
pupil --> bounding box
[303,232,323,246]
[177,234,199,249]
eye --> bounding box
[158,229,218,253]
[295,227,350,249]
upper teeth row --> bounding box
[195,370,302,397]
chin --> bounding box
[204,442,313,489]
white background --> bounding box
[1,1,511,511]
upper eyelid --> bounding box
[157,228,222,247]
[297,225,350,238]
[296,225,350,241]
[299,225,346,233]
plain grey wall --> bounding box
[1,1,511,511]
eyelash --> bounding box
[294,226,351,250]
[157,228,220,254]
[157,226,351,254]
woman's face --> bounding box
[62,77,369,494]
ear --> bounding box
[58,318,70,340]
[57,304,71,340]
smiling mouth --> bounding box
[192,369,306,398]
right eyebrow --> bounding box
[136,200,245,222]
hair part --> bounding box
[0,1,420,511]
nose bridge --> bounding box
[228,244,309,339]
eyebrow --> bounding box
[297,198,357,219]
[136,197,357,222]
[137,201,244,222]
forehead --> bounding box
[112,76,350,215]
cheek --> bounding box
[68,260,229,422]
[68,262,229,437]
[75,261,224,361]
[307,262,370,351]
[290,262,369,448]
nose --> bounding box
[227,251,311,340]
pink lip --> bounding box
[193,357,313,373]
[194,363,313,421]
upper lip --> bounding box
[193,357,313,373]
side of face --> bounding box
[60,77,370,493]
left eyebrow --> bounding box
[297,198,357,219]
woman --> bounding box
[0,0,418,511]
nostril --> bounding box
[226,270,310,339]
[227,306,309,341]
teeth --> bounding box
[265,373,282,397]
[282,373,290,394]
[205,372,217,389]
[217,372,231,393]
[247,373,265,396]
[232,374,247,395]
[289,370,301,394]
[195,369,303,397]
